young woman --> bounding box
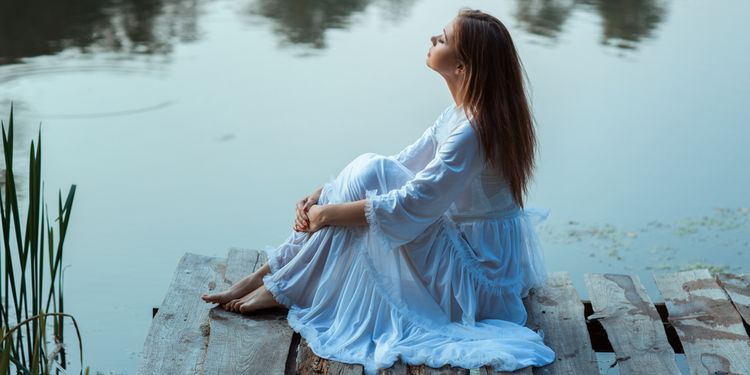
[203,8,555,373]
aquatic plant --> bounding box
[0,105,84,374]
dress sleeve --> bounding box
[365,121,485,249]
[390,105,452,174]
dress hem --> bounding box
[262,251,552,374]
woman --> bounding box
[203,8,555,373]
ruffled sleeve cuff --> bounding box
[364,189,404,251]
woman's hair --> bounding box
[453,8,536,208]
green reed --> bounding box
[0,105,84,374]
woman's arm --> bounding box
[302,121,482,240]
[304,201,367,232]
[391,105,452,174]
[364,122,483,248]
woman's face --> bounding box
[427,18,462,77]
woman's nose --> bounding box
[430,35,436,46]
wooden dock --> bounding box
[139,249,750,375]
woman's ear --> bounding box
[455,62,465,76]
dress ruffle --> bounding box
[262,173,555,374]
[265,252,553,372]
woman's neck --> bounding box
[444,76,464,108]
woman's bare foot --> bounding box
[240,285,284,313]
[223,286,262,312]
[201,263,271,305]
[223,285,283,314]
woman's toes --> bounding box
[225,298,238,311]
[239,301,255,314]
[203,291,232,304]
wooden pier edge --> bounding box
[140,249,750,374]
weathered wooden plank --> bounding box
[204,248,294,375]
[138,253,225,375]
[523,271,598,375]
[654,269,750,375]
[378,361,471,374]
[409,365,469,374]
[223,247,262,284]
[377,361,407,374]
[205,309,293,374]
[584,273,679,374]
[297,339,364,375]
[717,273,750,325]
[480,365,533,374]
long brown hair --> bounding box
[453,8,536,208]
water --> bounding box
[1,0,748,373]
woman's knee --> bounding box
[334,153,411,201]
[354,154,411,192]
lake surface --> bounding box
[1,0,748,373]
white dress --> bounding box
[262,103,555,374]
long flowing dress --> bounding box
[261,103,556,374]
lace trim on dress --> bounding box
[363,189,402,252]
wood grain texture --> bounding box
[377,361,408,375]
[203,248,294,375]
[523,272,598,375]
[410,365,469,374]
[138,253,225,375]
[654,269,750,375]
[204,308,293,375]
[378,361,472,374]
[717,273,750,325]
[480,365,533,374]
[296,339,364,375]
[584,273,679,374]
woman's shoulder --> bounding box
[431,103,456,129]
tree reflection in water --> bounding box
[515,0,668,49]
[0,0,670,65]
[0,0,202,65]
[246,0,417,49]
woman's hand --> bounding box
[302,205,326,233]
[294,187,323,232]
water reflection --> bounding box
[246,0,417,49]
[591,0,668,49]
[515,0,577,39]
[515,0,668,49]
[0,0,202,65]
[0,0,670,61]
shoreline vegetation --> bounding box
[0,105,86,374]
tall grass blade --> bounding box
[1,106,81,374]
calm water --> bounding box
[1,0,748,373]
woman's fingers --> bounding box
[297,207,307,223]
[302,198,313,219]
[294,197,310,225]
[303,197,316,211]
[296,209,309,227]
[297,197,311,220]
[296,211,310,227]
[296,197,308,213]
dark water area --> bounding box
[0,0,748,373]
